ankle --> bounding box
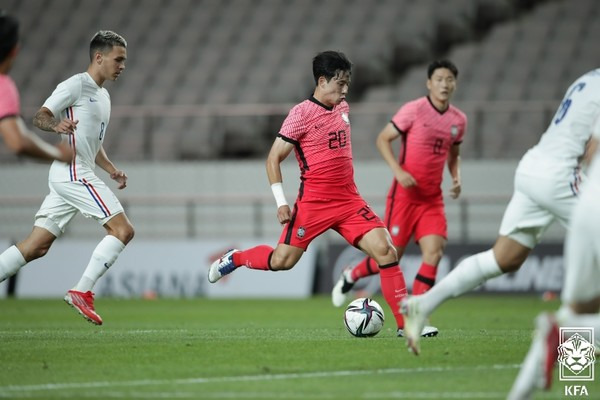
[344,268,355,283]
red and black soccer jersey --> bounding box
[389,96,467,202]
[279,96,356,199]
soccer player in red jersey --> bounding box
[209,51,407,333]
[331,60,467,337]
[403,69,600,357]
[0,11,71,162]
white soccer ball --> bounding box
[344,297,385,337]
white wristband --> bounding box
[271,182,288,208]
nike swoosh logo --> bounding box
[103,262,110,269]
[89,98,98,102]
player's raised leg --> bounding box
[0,245,27,283]
[208,248,242,283]
[208,244,304,283]
[0,227,56,283]
[401,239,519,354]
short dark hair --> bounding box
[427,59,458,79]
[89,30,127,61]
[0,10,19,63]
[312,50,352,85]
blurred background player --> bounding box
[331,60,466,338]
[0,30,134,325]
[208,51,408,333]
[508,112,600,399]
[0,11,71,162]
[401,68,600,355]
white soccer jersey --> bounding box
[586,115,600,185]
[561,115,600,304]
[43,72,111,182]
[518,69,600,178]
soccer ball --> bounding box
[343,298,385,337]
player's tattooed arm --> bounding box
[33,108,58,131]
[33,107,78,135]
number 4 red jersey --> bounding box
[390,96,467,202]
[278,96,355,198]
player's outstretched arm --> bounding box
[0,116,72,162]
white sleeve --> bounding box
[42,75,81,118]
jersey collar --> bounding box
[426,95,449,115]
[309,95,334,111]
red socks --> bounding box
[350,257,380,281]
[412,262,437,295]
[233,245,274,271]
[378,262,408,329]
[352,258,437,325]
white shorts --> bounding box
[34,177,124,237]
[561,181,600,304]
[499,171,579,248]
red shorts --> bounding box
[383,197,447,247]
[279,193,385,250]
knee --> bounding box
[494,249,527,272]
[123,225,135,244]
[422,248,444,265]
[20,243,51,262]
[570,298,600,314]
[370,241,397,263]
[493,237,531,273]
[113,223,135,245]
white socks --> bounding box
[418,249,503,316]
[0,245,27,283]
[1,237,125,292]
[74,235,125,293]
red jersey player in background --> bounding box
[0,11,71,162]
[208,50,408,334]
[331,60,467,338]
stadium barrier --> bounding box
[0,238,318,299]
[1,238,564,299]
[320,242,565,296]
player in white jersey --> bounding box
[509,113,600,399]
[400,69,600,355]
[0,31,133,325]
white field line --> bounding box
[1,364,520,394]
[0,390,514,399]
[0,391,572,400]
[0,329,191,335]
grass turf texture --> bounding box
[0,295,597,399]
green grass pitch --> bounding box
[0,295,597,399]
